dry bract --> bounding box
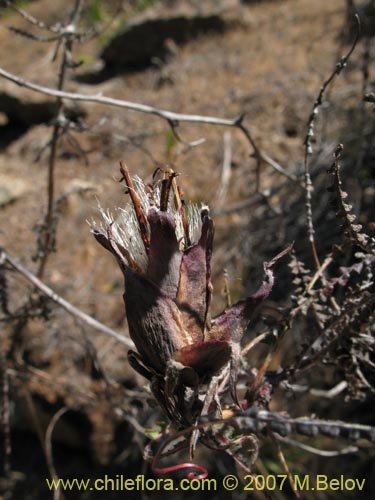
[91,162,277,427]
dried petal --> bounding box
[176,210,214,342]
[146,208,182,299]
[209,268,274,344]
[174,339,231,379]
[209,268,275,403]
[92,165,287,426]
[124,266,191,373]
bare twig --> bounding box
[277,436,358,457]
[0,354,12,500]
[4,0,61,33]
[282,381,349,400]
[36,0,85,280]
[7,27,63,43]
[236,118,300,186]
[268,431,299,499]
[212,191,264,216]
[0,248,134,349]
[0,66,295,183]
[303,15,360,269]
[217,131,232,204]
[0,65,241,124]
[45,407,69,500]
[261,151,299,184]
[309,380,348,399]
[355,28,372,172]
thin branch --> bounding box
[284,381,348,399]
[45,407,69,500]
[36,1,85,279]
[0,354,12,500]
[237,119,300,185]
[167,119,206,148]
[70,0,84,26]
[277,436,358,457]
[302,14,360,269]
[310,380,348,399]
[4,0,61,33]
[212,191,263,216]
[0,248,134,349]
[217,131,232,204]
[0,65,294,182]
[303,15,360,157]
[0,65,241,124]
[7,27,63,43]
[269,431,299,499]
[261,151,299,184]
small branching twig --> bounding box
[33,0,85,279]
[4,0,62,33]
[4,0,110,279]
[303,15,360,269]
[355,30,372,172]
[0,248,133,348]
[0,66,295,185]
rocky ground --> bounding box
[0,0,374,499]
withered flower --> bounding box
[91,162,277,426]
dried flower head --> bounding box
[91,162,280,426]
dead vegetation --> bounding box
[0,0,375,499]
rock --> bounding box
[0,175,29,207]
[101,5,247,71]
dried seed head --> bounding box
[90,175,203,272]
[91,164,283,425]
